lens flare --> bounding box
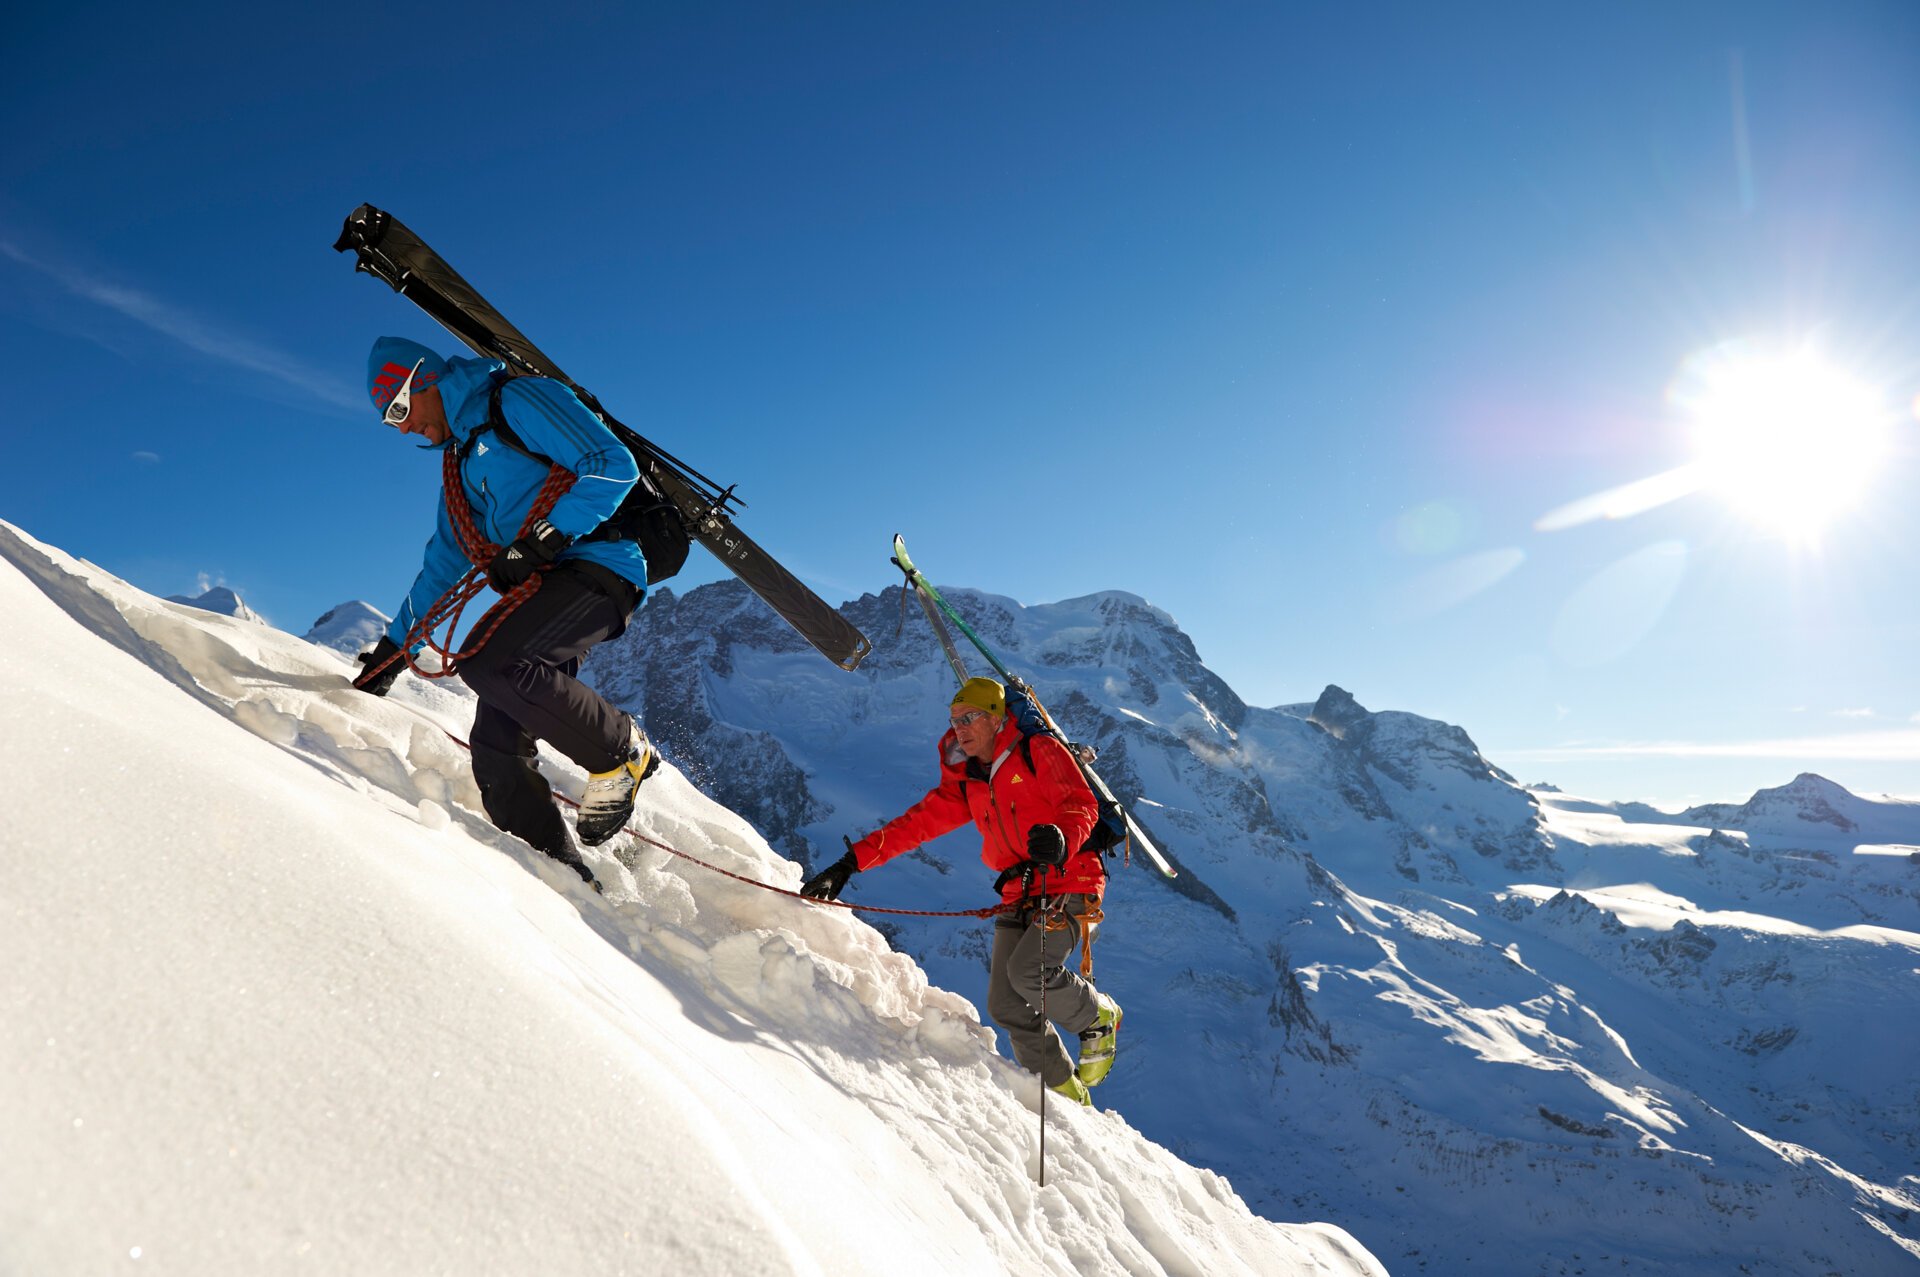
[1672,342,1891,538]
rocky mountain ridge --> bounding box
[567,575,1920,1275]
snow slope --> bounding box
[0,520,1382,1277]
[581,576,1920,1276]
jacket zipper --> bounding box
[983,746,1019,868]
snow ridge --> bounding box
[0,519,1379,1277]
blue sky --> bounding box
[3,2,1916,806]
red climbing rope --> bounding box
[436,725,1016,920]
[357,438,1007,919]
[363,448,578,683]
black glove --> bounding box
[801,850,859,902]
[487,518,569,593]
[1027,823,1069,867]
[352,636,404,697]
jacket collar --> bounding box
[439,355,510,446]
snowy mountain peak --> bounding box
[302,600,391,656]
[1778,771,1854,800]
[165,584,264,624]
[1683,770,1864,834]
[1053,587,1179,630]
[1309,683,1519,787]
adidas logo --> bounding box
[370,361,410,410]
[1010,774,1024,785]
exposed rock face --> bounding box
[582,586,1547,894]
[1303,684,1555,877]
[585,581,833,866]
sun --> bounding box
[1672,343,1892,538]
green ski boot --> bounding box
[1076,991,1122,1087]
[1050,1074,1093,1107]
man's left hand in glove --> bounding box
[1027,823,1069,867]
[487,518,569,593]
[801,850,860,902]
[353,636,405,697]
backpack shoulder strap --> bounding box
[468,376,548,464]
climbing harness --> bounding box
[1043,896,1104,982]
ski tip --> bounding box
[836,636,874,672]
[890,533,918,577]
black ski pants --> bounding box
[459,563,640,858]
[987,894,1102,1088]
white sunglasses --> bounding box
[383,357,426,426]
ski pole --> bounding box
[1037,885,1048,1189]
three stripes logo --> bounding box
[369,359,440,411]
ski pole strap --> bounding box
[994,859,1040,897]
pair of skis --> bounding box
[891,536,1177,880]
[334,205,1172,882]
[334,204,872,672]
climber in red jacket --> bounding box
[802,677,1123,1104]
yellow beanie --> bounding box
[950,677,1005,717]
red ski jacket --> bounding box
[850,717,1105,903]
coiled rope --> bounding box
[363,448,577,683]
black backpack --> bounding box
[472,376,692,585]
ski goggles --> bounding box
[382,357,427,427]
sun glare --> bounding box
[1674,344,1892,538]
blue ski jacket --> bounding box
[386,355,646,649]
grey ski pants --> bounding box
[987,894,1102,1088]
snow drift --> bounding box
[0,519,1383,1277]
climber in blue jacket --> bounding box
[349,336,658,887]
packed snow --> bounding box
[0,519,1384,1277]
